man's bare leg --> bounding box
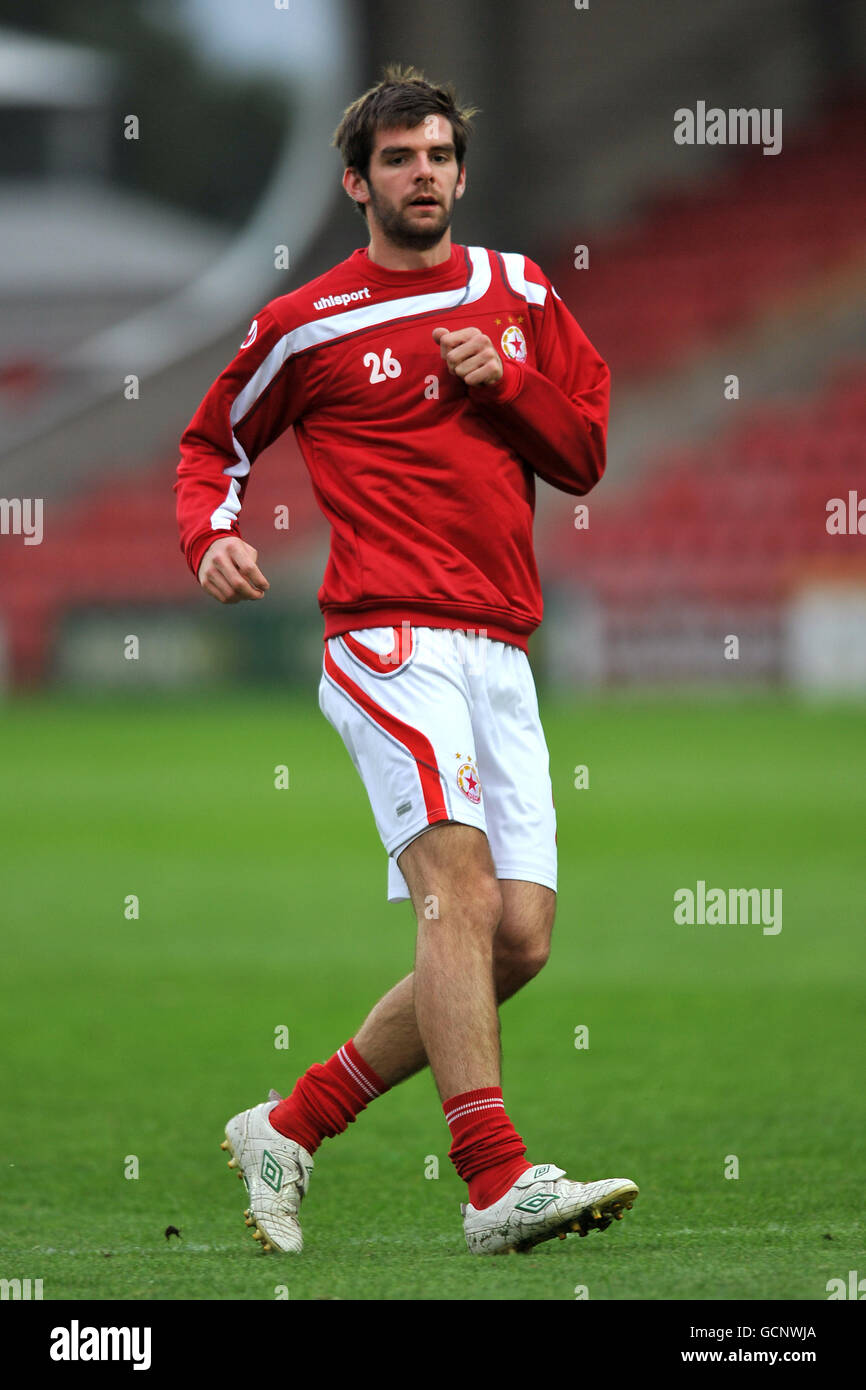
[354,829,556,1092]
[400,822,500,1098]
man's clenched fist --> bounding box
[198,536,269,603]
[432,326,504,387]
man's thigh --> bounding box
[397,821,501,921]
[319,627,488,898]
[496,879,556,973]
[468,639,558,898]
[319,626,557,908]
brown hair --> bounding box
[332,63,478,220]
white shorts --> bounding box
[318,625,557,902]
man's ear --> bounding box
[455,165,467,200]
[342,166,369,209]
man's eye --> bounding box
[387,154,449,164]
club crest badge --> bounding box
[500,324,527,362]
[456,755,482,804]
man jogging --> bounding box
[175,64,637,1256]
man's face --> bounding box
[350,118,466,249]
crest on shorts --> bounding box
[500,324,527,362]
[456,754,482,804]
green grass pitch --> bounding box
[1,691,863,1301]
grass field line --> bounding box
[33,1236,455,1255]
[28,1225,802,1257]
[35,1251,234,1262]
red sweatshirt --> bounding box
[175,242,609,653]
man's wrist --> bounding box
[190,528,238,578]
[467,358,523,403]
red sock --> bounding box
[268,1039,387,1155]
[444,1087,532,1209]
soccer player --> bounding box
[175,64,638,1255]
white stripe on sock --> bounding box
[338,1045,380,1100]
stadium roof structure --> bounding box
[0,0,361,493]
[0,25,227,371]
[0,181,227,297]
[0,182,228,365]
[0,25,113,108]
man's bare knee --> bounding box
[495,936,550,993]
[494,881,556,992]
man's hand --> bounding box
[432,326,504,387]
[198,536,269,604]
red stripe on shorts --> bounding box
[323,644,448,827]
[341,624,413,671]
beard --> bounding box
[365,183,455,250]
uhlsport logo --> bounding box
[313,287,372,311]
[261,1150,284,1193]
[240,319,258,349]
[456,754,482,804]
[500,323,527,362]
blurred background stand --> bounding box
[0,0,863,694]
